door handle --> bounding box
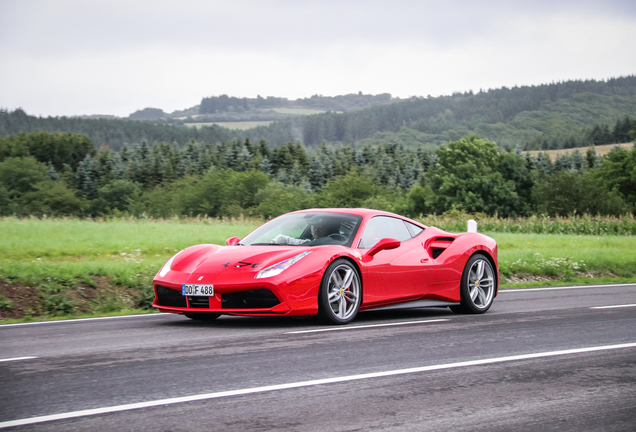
[420,258,429,263]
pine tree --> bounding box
[74,154,99,198]
[47,162,59,181]
[110,152,126,179]
[308,158,327,190]
[571,150,585,171]
[534,152,552,175]
[260,156,273,176]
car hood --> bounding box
[168,244,312,276]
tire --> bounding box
[450,253,496,314]
[318,259,362,324]
[184,313,221,321]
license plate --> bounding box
[182,284,214,296]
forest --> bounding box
[2,76,636,221]
[1,128,635,221]
[2,76,636,152]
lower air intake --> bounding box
[222,289,280,309]
[156,286,187,308]
[188,296,210,308]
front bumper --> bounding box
[153,284,293,316]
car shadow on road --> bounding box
[156,306,455,330]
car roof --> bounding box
[288,208,427,227]
[289,208,390,217]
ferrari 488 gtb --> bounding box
[153,208,498,324]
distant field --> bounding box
[524,143,633,160]
[271,107,331,115]
[181,107,335,130]
[185,121,273,130]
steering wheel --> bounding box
[328,233,346,242]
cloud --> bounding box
[1,0,635,116]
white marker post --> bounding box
[467,220,478,233]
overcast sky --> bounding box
[1,0,635,117]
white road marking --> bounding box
[501,283,636,293]
[0,356,36,363]
[591,304,636,309]
[1,341,635,429]
[0,314,162,328]
[287,319,448,334]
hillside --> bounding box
[244,76,636,149]
[128,92,399,124]
[1,76,635,150]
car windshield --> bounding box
[240,212,363,247]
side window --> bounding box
[358,216,412,249]
[405,221,424,238]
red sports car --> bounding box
[152,208,498,324]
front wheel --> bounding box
[451,253,496,314]
[318,259,361,324]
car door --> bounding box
[357,216,430,305]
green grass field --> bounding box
[1,217,634,322]
[0,218,257,287]
[0,218,258,321]
[493,233,636,284]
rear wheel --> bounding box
[184,313,220,321]
[451,253,496,314]
[318,259,361,324]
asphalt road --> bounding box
[1,283,635,431]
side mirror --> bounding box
[365,238,400,259]
[226,236,240,246]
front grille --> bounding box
[222,289,280,309]
[156,286,186,308]
[188,296,210,308]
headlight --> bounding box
[158,250,183,277]
[255,251,312,279]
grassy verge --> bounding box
[0,217,258,322]
[1,217,634,323]
[492,233,636,287]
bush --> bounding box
[95,180,142,213]
[0,185,11,216]
[20,181,87,216]
[39,285,75,315]
[311,169,383,208]
[252,182,309,218]
[0,295,14,310]
[428,136,521,217]
[0,131,94,171]
[0,157,50,197]
[532,170,631,216]
[133,169,271,218]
